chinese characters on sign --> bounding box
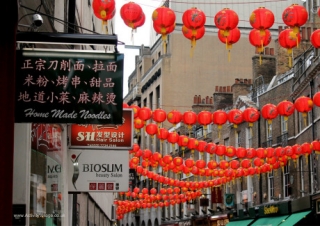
[15,50,124,124]
[70,109,133,149]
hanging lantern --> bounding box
[261,103,278,133]
[242,107,260,127]
[187,138,199,155]
[173,157,183,167]
[275,147,286,159]
[197,140,207,156]
[163,155,173,165]
[294,96,313,126]
[218,27,240,61]
[195,159,206,169]
[92,0,115,21]
[249,7,275,35]
[227,109,243,128]
[152,152,162,162]
[249,29,271,64]
[241,159,252,168]
[301,142,312,164]
[311,29,320,48]
[152,108,167,127]
[197,110,212,137]
[246,148,257,159]
[145,123,158,137]
[214,8,239,37]
[256,147,267,159]
[219,160,229,170]
[124,12,145,31]
[167,131,179,148]
[282,4,308,34]
[138,107,152,121]
[230,160,240,170]
[253,157,264,167]
[313,91,320,107]
[134,117,145,132]
[277,100,295,121]
[167,110,182,127]
[312,140,320,155]
[236,147,247,160]
[157,128,169,141]
[130,104,140,118]
[182,26,205,56]
[182,110,197,131]
[207,160,218,169]
[212,110,228,138]
[152,6,176,53]
[225,146,236,159]
[120,2,143,29]
[216,145,226,160]
[185,158,195,169]
[205,142,217,157]
[278,28,301,67]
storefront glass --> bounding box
[29,124,64,225]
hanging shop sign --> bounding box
[211,186,222,203]
[224,194,234,207]
[69,109,133,149]
[15,49,124,124]
[68,149,129,192]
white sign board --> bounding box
[68,149,129,192]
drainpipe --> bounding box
[310,80,316,194]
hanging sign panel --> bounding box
[69,109,133,149]
[68,149,129,192]
[15,49,124,124]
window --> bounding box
[280,116,287,134]
[268,171,274,201]
[235,131,241,148]
[149,92,153,110]
[156,86,160,108]
[152,59,154,65]
[284,165,290,198]
[298,111,312,132]
[139,65,142,77]
[266,120,272,140]
[158,51,161,58]
[246,128,252,148]
[224,137,229,146]
[299,156,305,196]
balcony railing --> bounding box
[262,139,273,148]
[276,133,288,147]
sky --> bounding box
[114,0,163,97]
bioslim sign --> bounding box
[68,149,129,192]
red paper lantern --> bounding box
[301,142,312,159]
[152,6,176,52]
[187,138,199,153]
[275,147,285,158]
[185,158,195,168]
[230,160,240,170]
[313,91,320,107]
[157,128,169,141]
[198,110,212,136]
[266,147,275,158]
[130,104,140,118]
[241,159,252,168]
[163,155,173,165]
[145,123,158,137]
[261,103,278,124]
[214,8,239,37]
[120,2,143,29]
[152,152,162,162]
[207,160,218,169]
[282,4,308,34]
[196,159,206,169]
[205,142,217,156]
[278,28,301,67]
[228,109,243,128]
[216,144,227,159]
[256,148,267,159]
[246,148,257,159]
[250,7,274,32]
[167,131,179,146]
[92,0,115,21]
[138,107,152,121]
[167,110,182,126]
[249,29,271,54]
[212,110,228,129]
[253,157,264,167]
[277,100,295,120]
[294,96,313,126]
[243,107,260,127]
[134,117,145,130]
[219,160,229,170]
[150,109,165,128]
[225,146,236,158]
[182,110,197,130]
[124,12,145,30]
[311,29,320,48]
[178,135,189,150]
[218,27,241,51]
[173,157,183,166]
[312,140,320,155]
[182,26,205,54]
[182,7,206,30]
[197,140,207,154]
[236,147,247,159]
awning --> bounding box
[250,215,289,226]
[278,211,311,226]
[226,219,254,226]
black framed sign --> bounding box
[15,49,123,124]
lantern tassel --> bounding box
[162,34,167,54]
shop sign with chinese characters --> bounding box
[68,149,129,192]
[69,109,133,149]
[15,50,124,124]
